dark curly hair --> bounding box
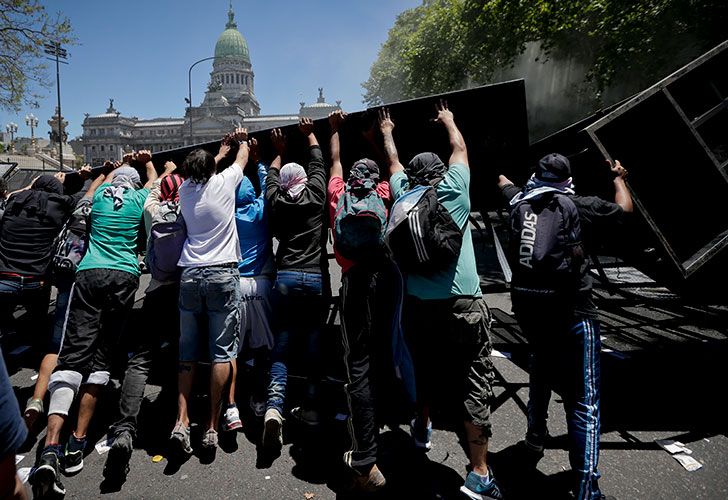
[183,149,216,184]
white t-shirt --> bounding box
[178,163,243,268]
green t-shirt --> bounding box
[77,184,150,276]
[390,164,481,299]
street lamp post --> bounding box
[5,122,18,153]
[44,41,68,169]
[25,113,38,146]
[188,56,216,145]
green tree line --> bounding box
[362,0,728,106]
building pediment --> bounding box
[191,115,235,130]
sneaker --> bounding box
[201,429,218,450]
[224,405,243,431]
[460,469,504,500]
[410,417,432,451]
[262,408,283,450]
[24,397,44,428]
[523,430,546,453]
[30,445,66,497]
[290,406,320,426]
[64,433,86,474]
[170,422,193,455]
[250,397,266,418]
[103,431,133,484]
[351,464,387,493]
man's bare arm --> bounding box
[434,99,468,167]
[299,117,319,148]
[378,107,404,176]
[270,128,285,171]
[328,110,345,179]
[609,159,633,213]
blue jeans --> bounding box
[179,265,241,363]
[522,315,602,500]
[0,276,51,351]
[266,270,324,413]
[50,274,75,353]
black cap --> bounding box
[536,153,571,182]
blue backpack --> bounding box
[334,177,387,261]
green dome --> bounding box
[214,5,249,62]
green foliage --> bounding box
[0,0,75,112]
[363,0,728,106]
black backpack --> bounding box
[385,184,463,273]
[52,200,92,275]
[509,193,585,298]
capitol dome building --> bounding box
[81,2,340,165]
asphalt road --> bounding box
[6,229,728,499]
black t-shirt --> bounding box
[0,189,84,277]
[266,145,328,272]
[502,183,625,319]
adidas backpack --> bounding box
[146,201,186,282]
[509,192,585,298]
[385,184,463,273]
[333,178,387,261]
[53,200,92,274]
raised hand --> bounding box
[298,117,315,136]
[271,128,286,154]
[79,164,92,179]
[164,161,177,174]
[54,172,66,183]
[434,99,454,125]
[136,150,152,164]
[249,137,260,165]
[122,152,136,164]
[378,107,394,134]
[230,127,248,143]
[608,159,628,179]
[328,110,346,132]
[217,141,231,160]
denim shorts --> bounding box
[179,265,241,363]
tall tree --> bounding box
[0,0,75,112]
[363,0,728,106]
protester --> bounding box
[0,168,92,428]
[171,129,248,455]
[262,119,327,451]
[24,167,106,430]
[327,109,400,492]
[233,137,275,421]
[381,103,503,499]
[0,346,29,500]
[103,158,183,483]
[498,154,632,500]
[29,153,156,498]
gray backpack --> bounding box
[146,201,186,281]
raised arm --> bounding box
[299,117,319,148]
[80,166,107,200]
[609,159,633,213]
[434,100,468,167]
[215,139,232,165]
[134,150,157,189]
[231,127,249,170]
[270,128,285,172]
[328,110,345,179]
[378,107,404,176]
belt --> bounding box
[196,262,238,269]
[0,272,46,284]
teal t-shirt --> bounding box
[77,184,150,276]
[390,164,481,299]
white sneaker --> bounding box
[224,406,243,431]
[263,408,283,449]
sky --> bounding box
[1,0,420,140]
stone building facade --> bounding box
[82,3,340,165]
